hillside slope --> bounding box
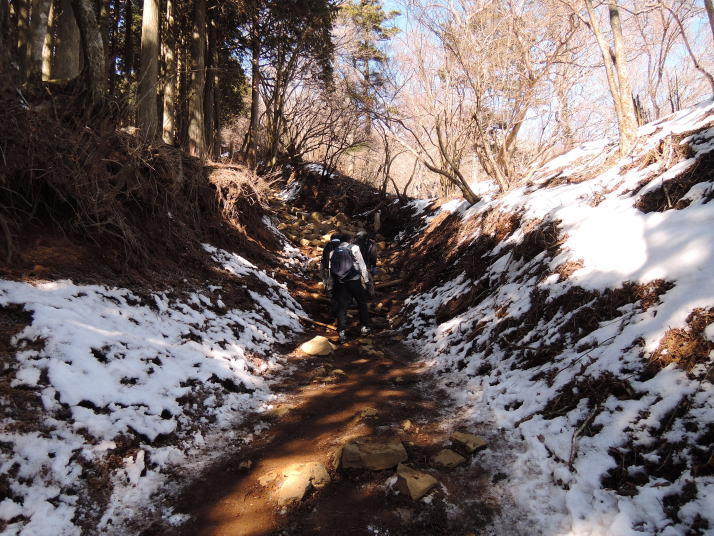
[395,100,714,535]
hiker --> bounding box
[354,230,378,297]
[328,233,371,342]
[321,232,349,317]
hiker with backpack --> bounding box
[354,231,378,298]
[327,233,371,343]
[321,232,349,317]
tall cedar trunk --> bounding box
[608,1,637,153]
[41,0,56,80]
[137,0,160,139]
[247,2,260,167]
[188,0,206,157]
[162,0,177,144]
[212,32,221,156]
[0,0,9,74]
[16,0,32,80]
[107,1,119,95]
[203,0,216,156]
[71,0,106,103]
[123,0,134,74]
[178,36,188,145]
[29,0,52,80]
[52,0,81,80]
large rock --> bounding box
[276,462,330,506]
[300,336,336,356]
[451,432,487,453]
[396,463,438,501]
[341,436,407,470]
[431,448,466,468]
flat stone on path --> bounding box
[451,432,487,453]
[300,336,336,356]
[341,436,407,470]
[431,448,466,468]
[276,462,330,506]
[396,463,439,501]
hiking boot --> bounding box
[360,326,372,336]
[339,330,347,343]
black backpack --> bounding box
[357,237,378,269]
[330,243,359,281]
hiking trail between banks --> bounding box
[168,197,499,536]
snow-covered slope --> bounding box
[399,100,714,535]
[0,244,304,535]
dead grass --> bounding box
[0,92,275,274]
[650,308,714,373]
[634,128,714,213]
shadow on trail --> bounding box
[160,330,462,536]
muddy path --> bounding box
[165,200,498,536]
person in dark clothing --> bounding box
[328,234,371,342]
[321,233,349,317]
[354,230,378,297]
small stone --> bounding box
[238,459,253,470]
[276,462,330,506]
[300,336,336,356]
[335,212,350,224]
[431,449,466,468]
[359,407,379,418]
[269,405,290,418]
[396,463,438,501]
[341,436,408,470]
[299,238,311,247]
[325,369,347,382]
[310,212,323,223]
[400,419,413,431]
[258,470,278,486]
[451,432,487,453]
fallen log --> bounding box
[375,279,402,290]
[299,316,337,331]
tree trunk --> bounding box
[161,0,176,144]
[137,0,160,139]
[29,0,53,80]
[247,5,260,167]
[52,0,81,80]
[16,0,32,80]
[0,0,10,74]
[203,0,217,156]
[188,0,206,157]
[704,0,714,43]
[41,0,56,80]
[123,0,134,74]
[107,1,119,95]
[178,36,188,145]
[71,0,106,103]
[607,0,637,154]
[583,0,634,155]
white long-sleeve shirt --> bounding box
[329,243,369,284]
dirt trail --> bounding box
[169,200,496,536]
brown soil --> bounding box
[138,200,497,536]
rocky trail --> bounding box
[167,199,497,536]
